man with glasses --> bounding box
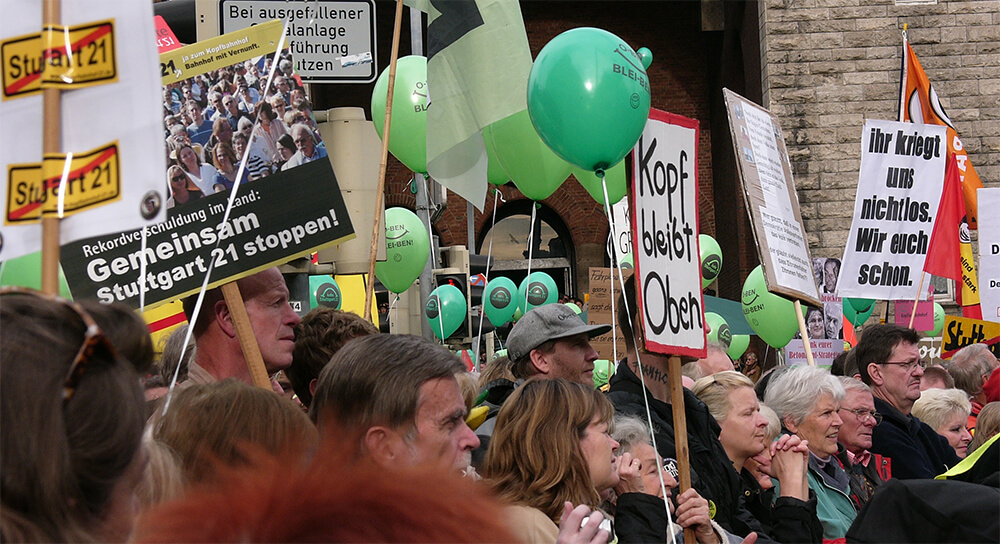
[836,377,891,509]
[855,324,959,479]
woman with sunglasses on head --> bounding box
[693,371,823,544]
[1,289,147,542]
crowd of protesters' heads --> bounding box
[161,51,326,208]
[3,272,999,543]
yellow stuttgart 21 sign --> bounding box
[1,18,117,100]
[6,142,120,224]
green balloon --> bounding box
[565,302,582,314]
[527,28,651,172]
[485,110,572,201]
[728,334,750,360]
[699,234,723,289]
[512,307,523,322]
[484,131,509,186]
[572,160,626,207]
[308,275,342,310]
[426,284,466,340]
[516,272,558,313]
[592,359,615,389]
[483,277,518,327]
[0,251,72,299]
[636,47,653,70]
[374,207,430,294]
[371,56,428,173]
[843,298,876,328]
[923,302,945,336]
[741,265,799,348]
[705,312,732,349]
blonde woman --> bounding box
[912,388,973,458]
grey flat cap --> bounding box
[507,304,611,361]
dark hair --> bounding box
[1,293,145,541]
[855,324,921,385]
[277,133,295,153]
[510,339,556,380]
[289,308,378,407]
[78,299,155,374]
[310,334,463,432]
[922,365,955,389]
[831,349,851,376]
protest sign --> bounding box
[978,188,1000,323]
[588,267,630,362]
[0,0,165,260]
[722,89,820,307]
[629,110,705,357]
[606,197,632,267]
[942,315,1000,359]
[58,22,355,309]
[894,298,933,331]
[784,339,843,368]
[838,119,947,300]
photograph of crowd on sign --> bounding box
[795,257,843,340]
[161,49,325,209]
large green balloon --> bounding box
[374,207,430,294]
[922,302,945,336]
[308,275,342,310]
[572,160,626,207]
[843,298,876,328]
[484,132,509,186]
[485,110,572,201]
[483,277,518,327]
[699,234,723,289]
[426,284,466,340]
[371,56,428,173]
[516,272,558,313]
[527,28,652,173]
[705,312,732,349]
[592,359,615,389]
[0,251,73,299]
[728,334,750,360]
[741,265,799,349]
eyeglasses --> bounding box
[840,407,883,425]
[879,360,926,372]
[0,287,118,402]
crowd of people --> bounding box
[161,52,326,208]
[2,269,998,542]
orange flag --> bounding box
[899,37,984,230]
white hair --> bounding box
[912,388,972,431]
[764,365,845,427]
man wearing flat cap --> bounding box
[507,303,612,385]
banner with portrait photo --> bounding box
[58,21,354,309]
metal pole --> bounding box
[410,7,433,340]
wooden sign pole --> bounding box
[667,355,697,544]
[40,0,61,295]
[363,0,405,322]
[221,282,271,390]
[794,300,816,366]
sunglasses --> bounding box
[0,286,118,402]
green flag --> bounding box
[404,0,532,209]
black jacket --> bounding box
[608,361,773,542]
[869,397,959,479]
[740,468,823,544]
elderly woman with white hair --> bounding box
[764,365,856,542]
[912,388,973,458]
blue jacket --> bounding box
[869,397,959,479]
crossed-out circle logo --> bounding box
[425,295,440,319]
[316,283,341,308]
[527,282,548,306]
[702,254,722,280]
[490,286,512,309]
[717,324,732,348]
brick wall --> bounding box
[759,0,1000,261]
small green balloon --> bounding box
[516,272,558,313]
[741,265,799,349]
[848,298,876,313]
[923,302,945,337]
[484,131,510,186]
[308,275,342,310]
[512,307,524,322]
[592,359,615,389]
[527,28,651,172]
[565,302,582,314]
[371,56,428,173]
[705,312,732,349]
[728,334,750,360]
[426,284,466,340]
[485,110,571,201]
[572,160,627,207]
[699,234,723,289]
[483,277,518,327]
[637,47,653,70]
[374,207,430,294]
[0,251,72,299]
[843,298,876,328]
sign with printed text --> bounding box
[0,0,165,260]
[785,339,843,368]
[588,267,631,362]
[893,298,933,331]
[159,19,283,85]
[629,110,706,357]
[838,119,947,300]
[941,315,1000,359]
[217,0,376,83]
[723,89,820,306]
[154,16,183,53]
[978,188,1000,323]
